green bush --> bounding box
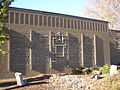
[71,67,92,75]
[82,68,92,74]
[99,64,110,74]
[96,74,120,90]
[71,68,83,75]
[90,67,99,71]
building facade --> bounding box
[109,30,120,65]
[0,7,119,79]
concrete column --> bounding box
[66,32,69,61]
[33,14,35,26]
[7,28,10,71]
[94,34,97,66]
[81,34,84,66]
[49,31,52,53]
[7,39,10,71]
[29,29,32,70]
[49,31,52,69]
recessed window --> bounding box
[81,21,83,30]
[39,15,42,26]
[84,22,86,30]
[95,23,98,31]
[67,19,70,28]
[15,13,19,24]
[71,20,73,29]
[48,16,51,26]
[105,24,108,32]
[102,24,105,32]
[64,19,67,28]
[101,24,103,32]
[90,22,92,30]
[78,21,80,29]
[74,20,77,29]
[35,15,38,25]
[30,14,33,25]
[87,22,89,30]
[43,16,47,26]
[56,18,59,27]
[10,12,14,23]
[60,18,63,27]
[20,13,24,24]
[52,17,55,27]
[25,14,29,24]
[98,24,100,31]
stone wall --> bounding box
[83,35,94,67]
[68,34,81,68]
[0,7,111,79]
[31,31,49,73]
[0,28,110,79]
[9,30,30,75]
[109,31,120,65]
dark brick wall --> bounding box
[109,31,120,65]
[83,35,94,67]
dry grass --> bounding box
[95,74,120,90]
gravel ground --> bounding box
[0,74,106,90]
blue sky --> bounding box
[10,0,88,17]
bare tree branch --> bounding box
[84,0,120,30]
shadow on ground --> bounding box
[0,75,51,90]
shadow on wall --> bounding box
[51,57,67,72]
[31,31,49,73]
[68,34,80,68]
[96,36,104,66]
[10,30,29,75]
[110,42,120,65]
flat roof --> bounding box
[9,7,109,23]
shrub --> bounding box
[99,64,110,74]
[96,74,120,90]
[91,67,99,71]
[71,68,83,75]
[71,67,92,75]
[82,68,92,74]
